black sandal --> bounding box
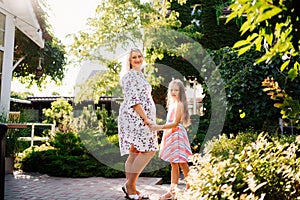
[122,183,129,197]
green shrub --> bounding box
[96,105,118,137]
[18,143,114,178]
[43,98,76,133]
[204,128,259,160]
[18,105,171,179]
[50,132,87,156]
[181,133,300,200]
[188,115,210,153]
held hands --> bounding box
[150,124,164,131]
[143,118,164,131]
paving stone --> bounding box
[4,171,185,200]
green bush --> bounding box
[188,115,209,153]
[204,128,259,160]
[181,132,300,200]
[210,47,282,134]
[18,142,122,178]
[19,105,171,179]
[43,98,76,133]
[96,105,118,137]
[50,131,87,156]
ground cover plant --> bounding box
[178,131,300,200]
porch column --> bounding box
[1,14,15,115]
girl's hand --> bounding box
[151,124,164,131]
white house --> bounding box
[0,0,44,116]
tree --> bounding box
[226,0,300,128]
[13,0,67,88]
[69,0,190,100]
[74,61,122,103]
[196,0,242,50]
[210,47,282,133]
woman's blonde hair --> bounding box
[119,48,144,84]
[166,79,190,127]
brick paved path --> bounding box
[5,172,173,200]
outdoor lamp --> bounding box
[36,57,43,78]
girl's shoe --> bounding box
[159,183,178,200]
[158,192,176,200]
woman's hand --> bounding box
[143,118,152,127]
[150,124,164,131]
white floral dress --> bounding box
[118,70,158,156]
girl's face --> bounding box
[129,51,144,70]
[169,84,180,101]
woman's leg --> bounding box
[179,162,190,189]
[125,145,139,179]
[124,145,139,195]
[126,145,155,195]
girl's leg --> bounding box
[170,163,180,185]
[179,162,190,189]
[159,163,179,199]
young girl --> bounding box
[152,79,193,200]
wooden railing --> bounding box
[17,123,55,147]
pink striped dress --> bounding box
[159,103,192,163]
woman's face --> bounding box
[129,51,144,70]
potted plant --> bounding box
[5,129,22,173]
[5,111,22,174]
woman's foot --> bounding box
[126,194,140,200]
[136,190,149,199]
[122,182,129,197]
[126,182,139,196]
[123,181,149,199]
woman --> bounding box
[118,48,158,200]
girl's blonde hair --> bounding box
[166,79,190,127]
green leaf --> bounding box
[240,112,246,119]
[226,12,238,24]
[233,40,250,49]
[240,21,251,35]
[264,33,273,46]
[288,69,298,80]
[280,60,290,71]
[255,55,268,64]
[254,36,263,51]
[238,44,252,56]
[274,103,283,108]
[256,7,282,24]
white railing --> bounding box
[18,123,55,147]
